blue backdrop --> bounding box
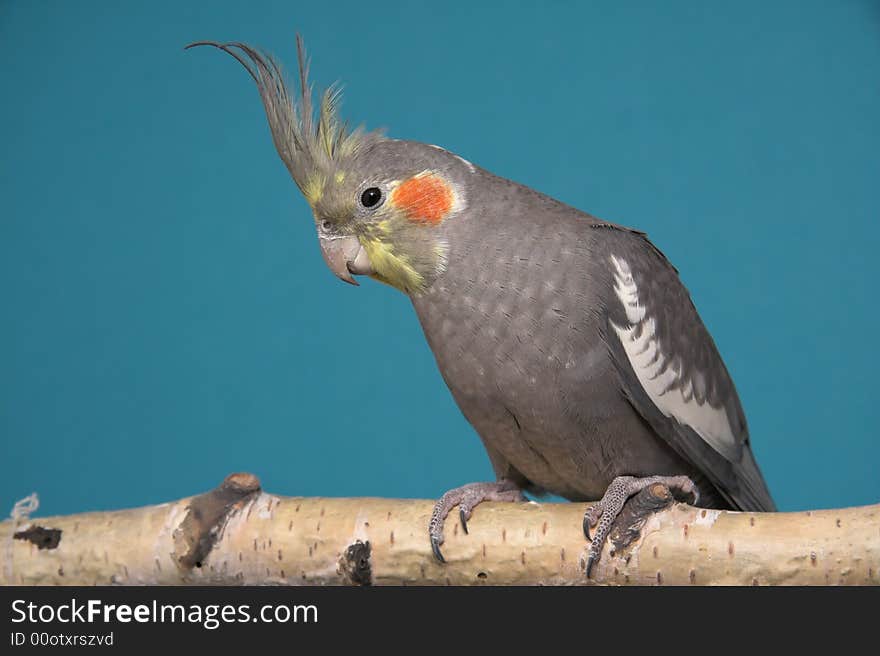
[2,1,878,517]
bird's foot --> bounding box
[582,474,699,577]
[429,480,526,563]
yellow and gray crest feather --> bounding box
[186,36,382,202]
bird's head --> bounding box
[187,37,470,295]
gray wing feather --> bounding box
[596,226,775,511]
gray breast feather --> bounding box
[608,255,740,461]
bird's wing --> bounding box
[597,226,775,511]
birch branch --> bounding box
[2,473,877,586]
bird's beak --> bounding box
[318,235,373,286]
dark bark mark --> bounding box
[14,526,62,550]
[174,472,262,571]
[340,540,372,586]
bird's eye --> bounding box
[320,220,333,232]
[360,187,383,209]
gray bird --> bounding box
[187,37,775,575]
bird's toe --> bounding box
[427,480,525,564]
[583,474,699,578]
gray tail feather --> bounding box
[733,447,777,512]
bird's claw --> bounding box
[581,474,698,579]
[431,536,446,563]
[582,505,600,542]
[428,480,525,564]
[585,554,598,578]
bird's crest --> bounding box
[186,36,383,205]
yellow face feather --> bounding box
[360,236,426,294]
[303,173,326,205]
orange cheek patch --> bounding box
[390,174,453,224]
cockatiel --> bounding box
[187,37,775,576]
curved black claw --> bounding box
[431,536,446,564]
[585,554,597,578]
[459,508,469,535]
[583,503,602,543]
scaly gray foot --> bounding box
[582,474,699,577]
[429,480,526,563]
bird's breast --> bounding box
[410,225,618,495]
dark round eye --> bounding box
[360,187,382,208]
[320,220,333,232]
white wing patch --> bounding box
[609,255,738,460]
[611,256,646,323]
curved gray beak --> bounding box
[318,235,373,285]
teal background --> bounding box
[2,1,878,517]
